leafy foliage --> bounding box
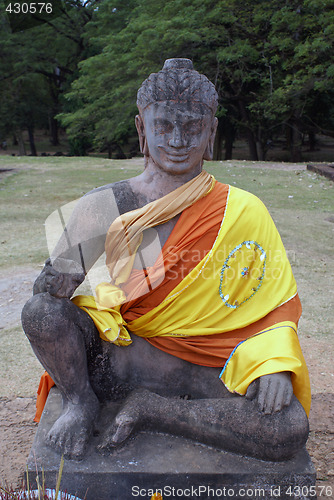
[59,0,334,159]
[0,0,97,151]
[1,0,334,159]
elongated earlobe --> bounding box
[203,117,218,161]
[135,115,149,156]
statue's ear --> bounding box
[135,115,149,156]
[203,117,218,161]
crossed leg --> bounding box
[22,293,309,461]
[99,387,308,461]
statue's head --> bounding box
[136,59,218,174]
[137,58,218,116]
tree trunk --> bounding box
[17,130,26,156]
[225,134,234,160]
[238,100,258,161]
[49,115,60,146]
[213,118,224,161]
[28,125,37,156]
[115,143,126,159]
[246,130,258,161]
[256,126,267,161]
[308,131,316,151]
[12,134,18,146]
[286,122,302,162]
[257,136,267,161]
[224,117,235,161]
[47,73,61,146]
[257,142,265,161]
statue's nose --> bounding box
[169,125,186,148]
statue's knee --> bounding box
[285,398,309,448]
[21,292,67,340]
[263,398,309,461]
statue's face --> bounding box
[138,100,217,175]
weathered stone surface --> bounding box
[27,389,316,500]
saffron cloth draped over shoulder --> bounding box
[36,170,310,421]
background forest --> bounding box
[1,0,334,161]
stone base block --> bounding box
[27,388,316,500]
[307,163,334,180]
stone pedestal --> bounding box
[27,388,316,500]
[307,163,334,180]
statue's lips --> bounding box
[158,148,191,162]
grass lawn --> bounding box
[0,156,143,269]
[0,156,333,396]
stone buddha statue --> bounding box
[22,58,310,461]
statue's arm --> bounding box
[245,372,293,414]
[33,186,117,298]
[33,233,106,299]
[33,257,86,298]
[241,197,295,413]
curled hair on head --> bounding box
[137,58,218,115]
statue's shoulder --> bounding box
[229,185,268,213]
[227,185,276,234]
[62,179,140,240]
[81,178,139,216]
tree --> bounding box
[60,0,334,160]
[0,0,99,153]
[57,0,283,159]
[262,0,334,159]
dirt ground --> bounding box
[0,266,333,498]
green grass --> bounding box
[0,157,143,268]
[1,156,333,346]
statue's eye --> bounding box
[184,120,202,134]
[154,119,173,134]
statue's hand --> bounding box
[33,258,85,298]
[245,372,293,414]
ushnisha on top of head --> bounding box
[136,58,218,115]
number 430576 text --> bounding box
[6,3,53,14]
